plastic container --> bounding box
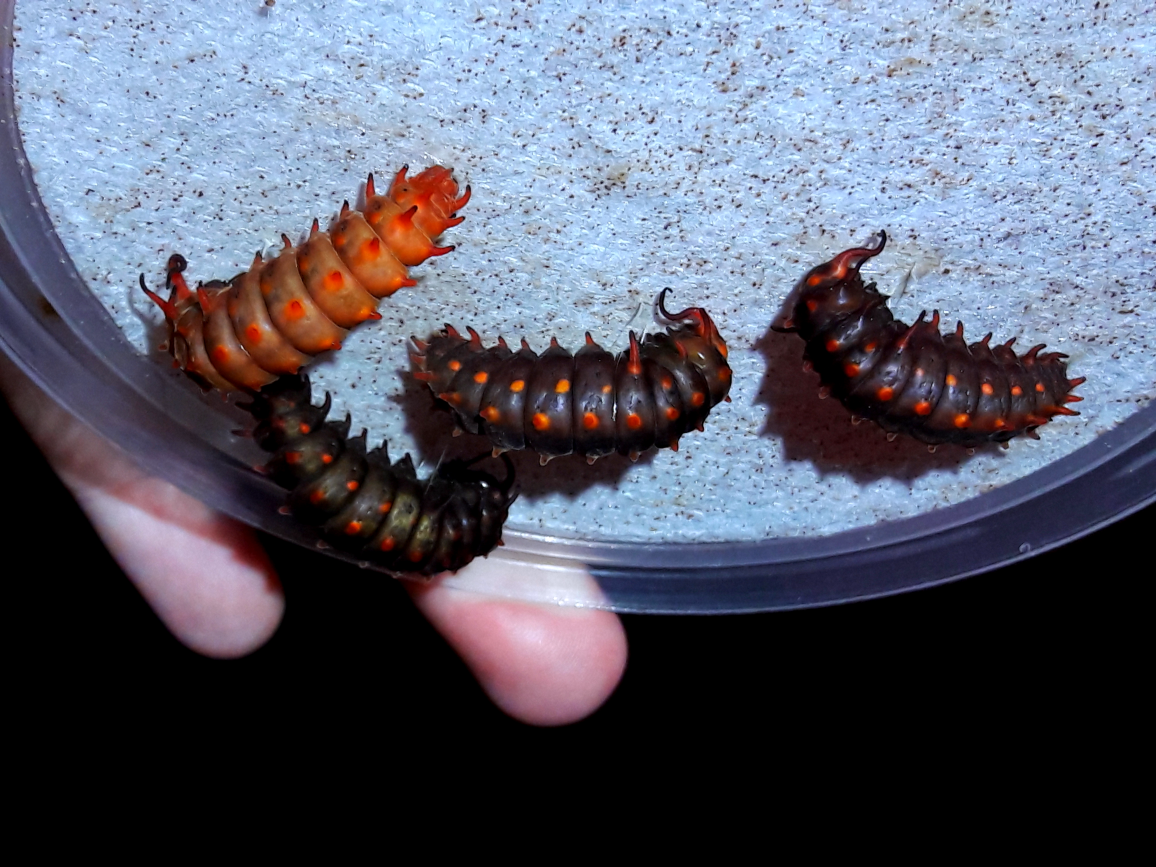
[2,0,1153,612]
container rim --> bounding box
[2,0,1153,611]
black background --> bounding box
[9,391,1143,745]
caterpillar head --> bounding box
[773,231,888,336]
[656,288,728,360]
[436,452,518,563]
[385,165,472,237]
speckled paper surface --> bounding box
[13,0,1155,544]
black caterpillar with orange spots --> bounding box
[142,166,470,393]
[772,232,1085,448]
[245,374,516,575]
[411,290,732,464]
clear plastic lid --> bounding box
[2,0,1153,612]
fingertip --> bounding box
[1,357,285,658]
[78,478,286,659]
[409,563,627,726]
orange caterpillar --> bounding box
[141,166,470,392]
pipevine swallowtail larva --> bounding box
[246,374,515,575]
[142,166,470,392]
[412,290,732,464]
[772,232,1085,449]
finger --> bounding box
[0,357,285,658]
[408,559,628,726]
[68,472,285,659]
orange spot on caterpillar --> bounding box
[692,392,705,407]
[408,549,424,563]
[982,382,994,395]
[601,384,612,394]
[914,401,932,415]
[474,371,488,384]
[448,360,461,371]
[321,453,333,464]
[481,406,501,423]
[583,412,599,430]
[344,521,362,535]
[876,386,894,401]
[844,362,860,377]
[954,413,971,428]
[285,451,302,464]
[298,423,311,434]
[379,501,392,513]
[346,480,359,491]
[246,325,262,343]
[945,374,958,387]
[510,379,525,393]
[324,271,344,291]
[826,338,840,352]
[665,407,680,421]
[210,346,230,364]
[380,537,396,551]
[864,342,877,353]
[286,300,305,320]
[1036,382,1045,392]
[310,490,326,504]
[555,379,571,394]
[532,413,550,431]
[627,413,643,430]
[1011,385,1023,396]
[806,299,819,311]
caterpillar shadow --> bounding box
[752,324,1002,482]
[391,370,652,499]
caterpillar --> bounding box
[772,232,1085,448]
[411,290,732,464]
[244,375,516,576]
[141,166,470,392]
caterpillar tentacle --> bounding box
[142,166,469,392]
[772,232,1085,447]
[244,375,515,576]
[411,293,732,461]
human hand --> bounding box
[0,356,627,726]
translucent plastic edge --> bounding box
[3,1,1154,612]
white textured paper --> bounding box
[13,0,1155,543]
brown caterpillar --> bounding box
[772,232,1085,448]
[411,291,732,464]
[246,375,516,575]
[142,166,470,392]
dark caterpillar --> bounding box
[245,375,516,576]
[142,166,470,392]
[772,232,1085,448]
[411,290,732,464]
